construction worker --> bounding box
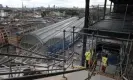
[85,49,94,68]
[101,54,108,73]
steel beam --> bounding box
[86,29,133,40]
[77,28,133,39]
[64,30,132,41]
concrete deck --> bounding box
[35,70,88,80]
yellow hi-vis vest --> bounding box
[85,50,93,60]
[102,57,108,66]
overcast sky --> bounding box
[0,0,111,8]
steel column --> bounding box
[103,0,107,19]
[63,30,66,78]
[81,0,90,66]
[97,4,100,21]
[110,1,113,13]
[122,4,128,30]
[72,26,75,68]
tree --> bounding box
[41,11,47,17]
[65,10,79,16]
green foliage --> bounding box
[41,11,46,17]
[65,10,79,16]
[41,11,50,17]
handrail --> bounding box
[3,68,86,80]
[19,43,40,62]
[122,75,128,80]
[0,53,63,61]
[0,69,62,75]
[9,44,64,61]
[23,44,42,63]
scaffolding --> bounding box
[0,19,132,79]
[0,0,133,80]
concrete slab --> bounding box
[90,74,115,80]
[35,70,88,80]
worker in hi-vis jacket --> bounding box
[85,49,94,68]
[101,54,108,73]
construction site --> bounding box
[0,0,133,80]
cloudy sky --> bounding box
[0,0,111,8]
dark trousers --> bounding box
[101,65,106,73]
[86,60,89,68]
[86,60,94,68]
